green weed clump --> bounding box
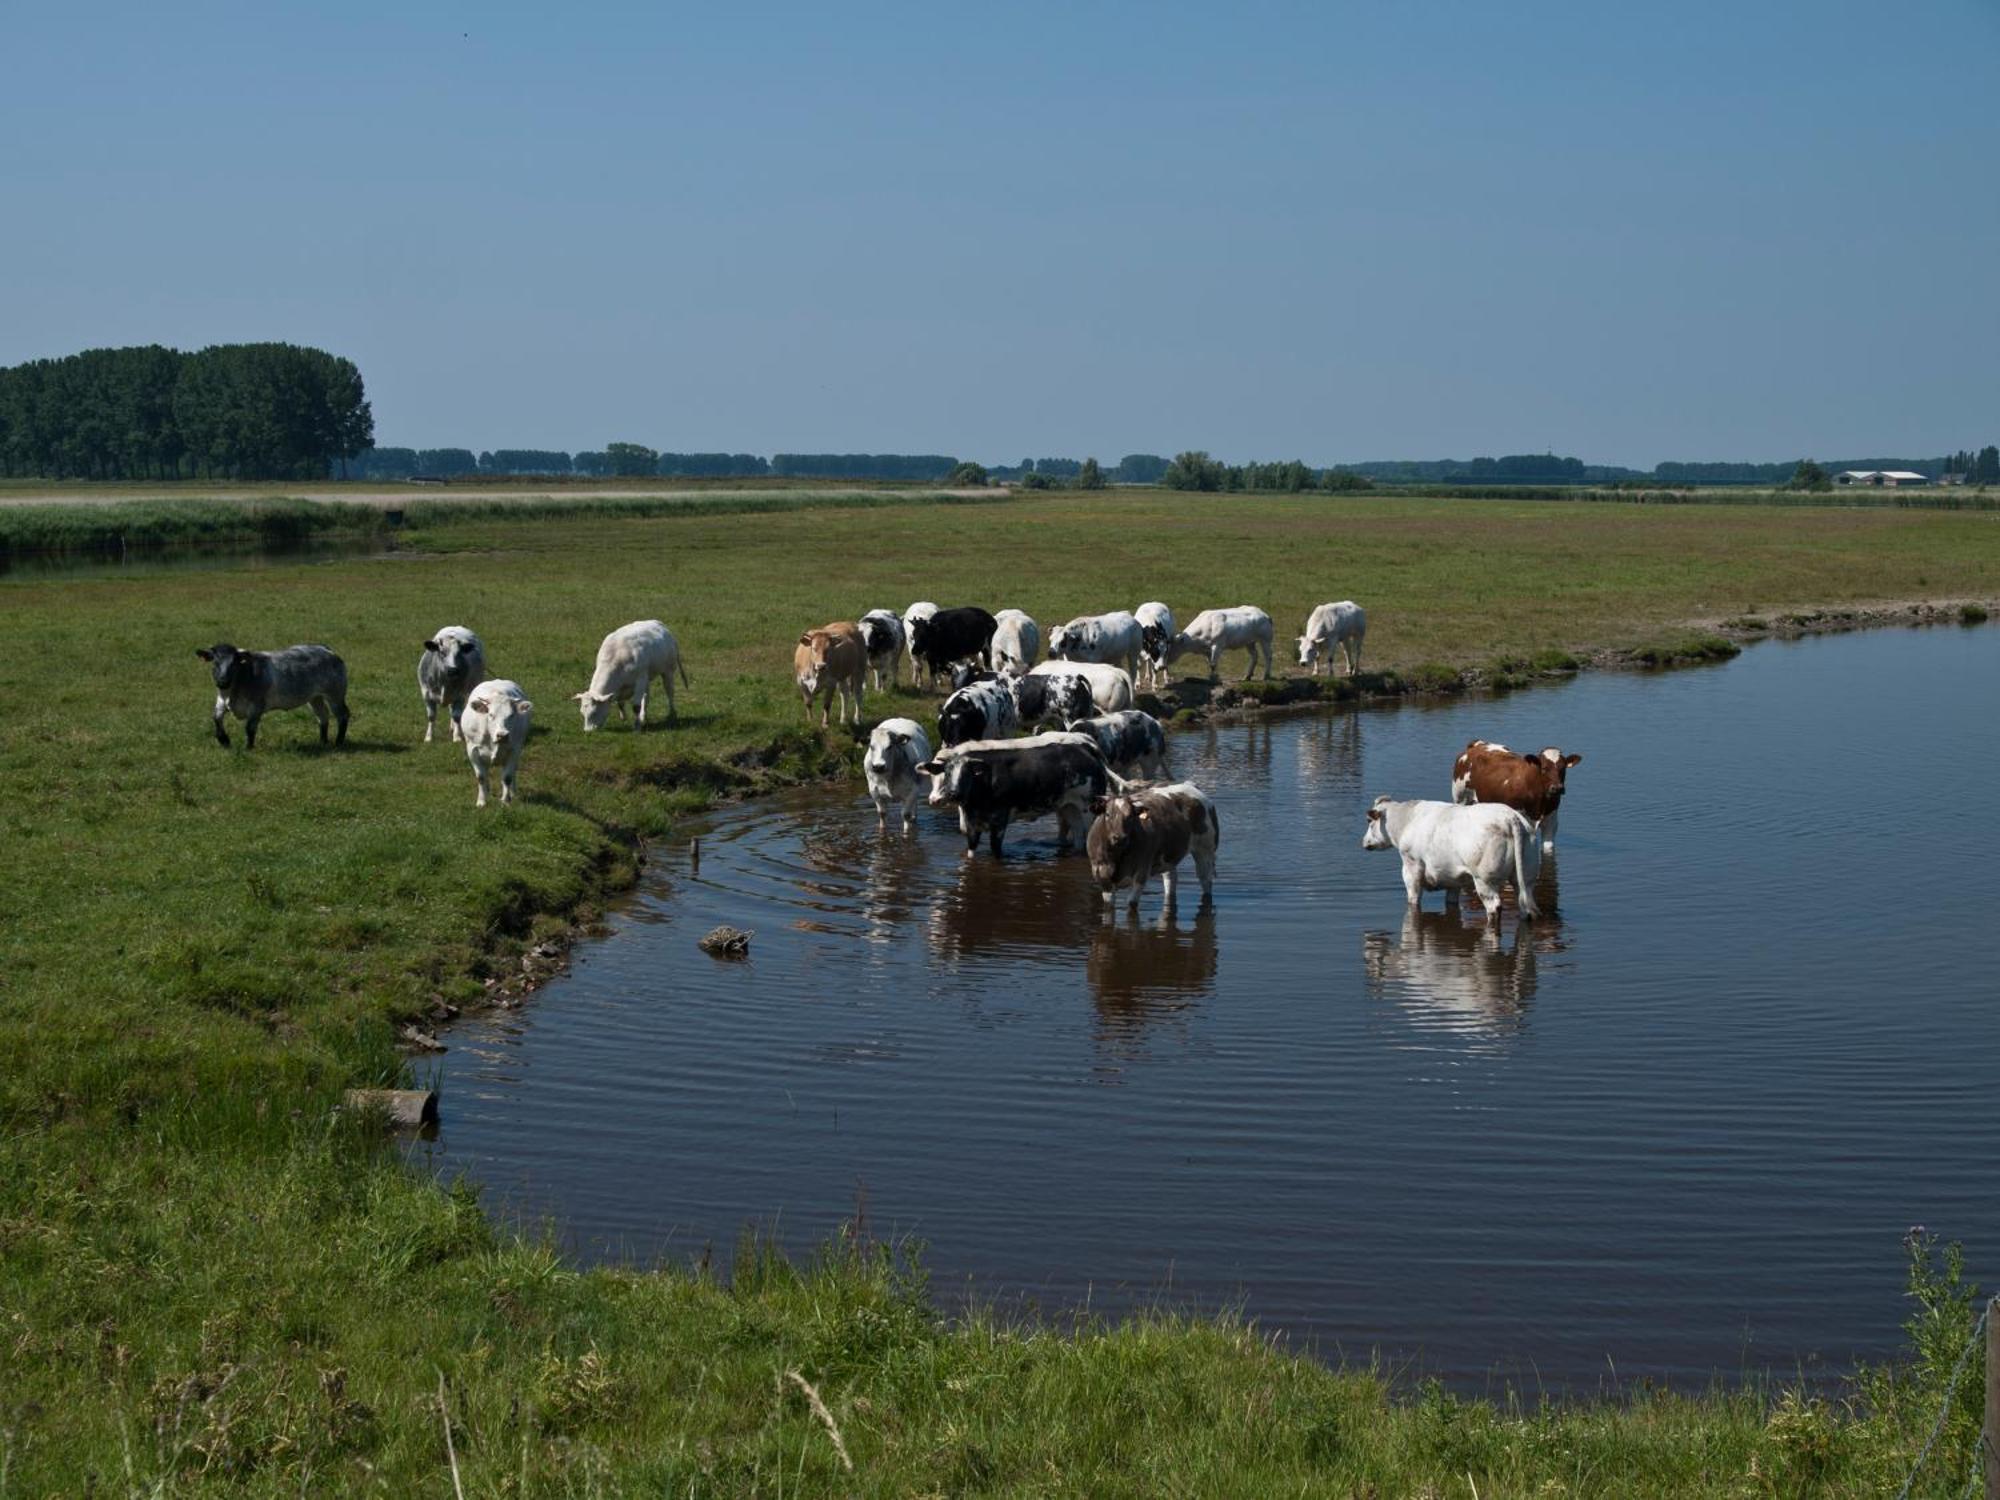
[1959,602,1989,624]
[1630,634,1742,668]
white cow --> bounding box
[865,717,932,831]
[1027,658,1132,714]
[1134,602,1176,688]
[461,680,533,808]
[991,608,1042,674]
[1048,610,1144,679]
[1298,601,1366,676]
[1361,796,1540,920]
[1153,606,1275,681]
[902,602,940,688]
[859,609,907,691]
[574,620,690,731]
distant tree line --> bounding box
[1158,452,1376,494]
[0,343,372,480]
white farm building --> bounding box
[1835,470,1931,487]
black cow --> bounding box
[919,732,1109,856]
[908,607,997,686]
[196,642,350,749]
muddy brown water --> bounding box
[413,627,1999,1389]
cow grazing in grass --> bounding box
[1451,740,1582,852]
[795,621,867,727]
[575,620,689,732]
[418,625,487,743]
[197,642,349,750]
[1151,606,1275,682]
[1049,610,1144,680]
[461,680,533,808]
[1362,796,1540,919]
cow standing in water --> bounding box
[1451,740,1582,852]
[1362,795,1541,919]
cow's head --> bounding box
[860,615,893,657]
[1531,748,1582,806]
[572,689,617,731]
[949,662,992,692]
[1295,635,1317,666]
[1047,624,1072,658]
[1086,793,1152,886]
[1361,795,1396,851]
[196,643,252,691]
[865,726,911,778]
[921,755,980,807]
[937,694,984,747]
[425,631,477,681]
[907,616,935,658]
[794,631,835,695]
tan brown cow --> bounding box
[794,622,867,728]
[1450,739,1582,853]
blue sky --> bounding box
[4,1,1995,465]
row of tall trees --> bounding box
[0,343,372,480]
[1160,451,1375,494]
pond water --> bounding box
[413,627,1999,1390]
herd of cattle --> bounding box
[193,593,1582,916]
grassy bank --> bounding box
[3,492,1996,1492]
[0,487,1005,562]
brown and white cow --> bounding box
[1450,740,1581,853]
[795,622,867,728]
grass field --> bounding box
[2,490,1995,1493]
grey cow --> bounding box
[418,625,488,743]
[196,643,349,749]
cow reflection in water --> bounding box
[1363,909,1561,1040]
[1088,907,1218,1052]
[925,851,1102,964]
[1295,710,1363,790]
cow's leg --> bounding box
[334,698,349,745]
[310,696,331,744]
[1207,647,1221,681]
[901,789,918,832]
[423,694,437,743]
[1194,847,1215,898]
[501,753,518,805]
[474,760,490,808]
[448,693,465,743]
[1472,878,1502,918]
[1161,866,1179,908]
[1540,807,1558,853]
[988,817,1008,856]
[1400,858,1424,908]
[244,710,263,750]
[213,695,231,748]
[634,683,649,731]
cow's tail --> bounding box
[1510,815,1540,919]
